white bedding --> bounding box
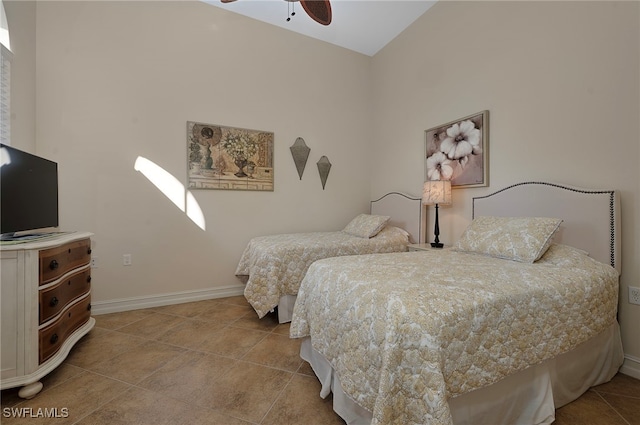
[236,225,409,319]
[290,244,620,425]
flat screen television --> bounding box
[1,143,59,240]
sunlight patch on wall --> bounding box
[0,0,10,51]
[134,156,206,230]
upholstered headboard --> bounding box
[371,192,424,244]
[473,182,620,272]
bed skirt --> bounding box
[299,321,623,425]
[277,294,297,323]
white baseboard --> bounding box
[620,354,640,379]
[91,285,245,315]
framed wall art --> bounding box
[425,110,489,188]
[187,121,274,191]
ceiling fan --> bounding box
[221,0,332,26]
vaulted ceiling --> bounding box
[203,1,437,56]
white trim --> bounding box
[620,354,640,380]
[91,285,245,315]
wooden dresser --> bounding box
[0,232,95,398]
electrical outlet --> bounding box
[91,257,98,268]
[630,286,640,305]
[123,254,132,266]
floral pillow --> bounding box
[342,214,391,238]
[535,243,592,268]
[453,216,562,263]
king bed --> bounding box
[290,182,624,425]
[236,192,423,323]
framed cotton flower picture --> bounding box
[425,110,489,188]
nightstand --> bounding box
[408,243,448,252]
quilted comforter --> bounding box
[236,226,409,318]
[290,244,619,425]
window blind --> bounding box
[0,43,10,144]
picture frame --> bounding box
[425,110,489,188]
[187,121,274,191]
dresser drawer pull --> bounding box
[49,297,59,307]
[87,304,92,311]
[50,334,58,344]
[87,276,92,283]
[87,248,92,255]
[49,260,59,270]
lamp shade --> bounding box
[422,180,452,205]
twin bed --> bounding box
[236,192,423,323]
[237,182,624,425]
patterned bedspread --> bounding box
[236,226,409,318]
[290,244,619,425]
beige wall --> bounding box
[6,1,640,375]
[28,1,373,304]
[370,1,640,375]
[4,0,35,152]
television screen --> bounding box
[0,144,59,237]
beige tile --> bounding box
[117,312,185,339]
[262,374,345,425]
[273,321,292,336]
[199,361,293,423]
[232,310,279,332]
[39,363,86,391]
[599,392,640,425]
[157,318,225,350]
[75,386,185,425]
[0,372,130,425]
[138,350,237,403]
[196,303,254,324]
[594,373,640,399]
[88,340,186,384]
[197,326,268,358]
[93,309,156,330]
[173,404,254,425]
[150,299,221,318]
[217,295,251,307]
[554,390,628,425]
[243,333,303,372]
[297,360,316,377]
[65,327,145,369]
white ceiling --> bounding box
[203,0,437,56]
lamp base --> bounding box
[430,242,444,248]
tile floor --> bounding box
[1,296,639,424]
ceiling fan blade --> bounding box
[220,0,237,3]
[300,0,332,26]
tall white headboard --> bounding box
[472,182,620,273]
[371,192,424,244]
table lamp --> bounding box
[422,180,452,248]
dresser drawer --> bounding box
[39,295,91,364]
[39,239,92,285]
[39,268,91,325]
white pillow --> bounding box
[453,216,562,263]
[342,214,391,238]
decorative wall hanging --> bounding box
[425,110,489,188]
[317,156,332,190]
[290,137,310,180]
[187,121,274,191]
